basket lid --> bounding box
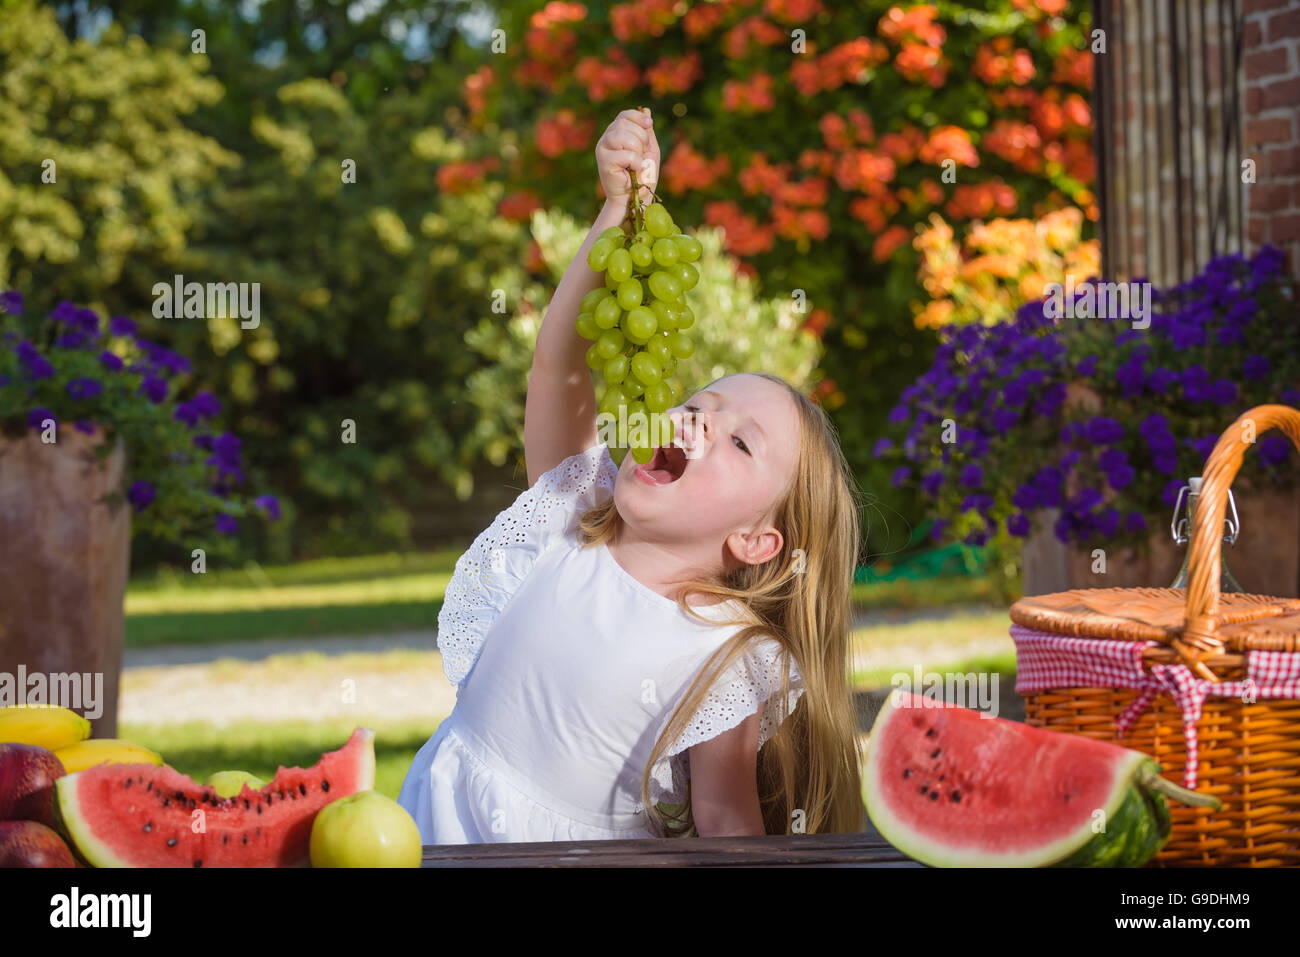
[1010,587,1300,652]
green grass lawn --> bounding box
[126,547,1007,647]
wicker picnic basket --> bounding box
[1009,404,1300,868]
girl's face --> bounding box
[613,374,801,569]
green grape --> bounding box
[596,328,626,359]
[576,312,600,340]
[674,305,695,330]
[652,238,680,267]
[648,271,682,302]
[631,351,662,385]
[668,330,695,359]
[627,398,648,432]
[645,333,673,366]
[669,262,698,291]
[662,355,677,377]
[649,299,676,330]
[636,229,652,245]
[629,242,654,270]
[604,268,620,291]
[644,203,673,239]
[585,343,604,370]
[644,380,674,413]
[588,238,616,271]
[630,443,654,465]
[603,354,629,383]
[600,225,626,242]
[594,295,622,329]
[670,223,682,235]
[671,234,702,263]
[600,384,630,416]
[625,306,657,340]
[607,247,633,283]
[581,288,610,313]
[616,278,643,310]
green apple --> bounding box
[205,770,267,798]
[310,790,421,868]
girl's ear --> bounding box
[726,527,784,567]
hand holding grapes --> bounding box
[596,107,659,210]
[580,108,703,467]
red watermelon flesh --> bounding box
[863,692,1149,867]
[54,727,375,868]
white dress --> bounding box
[398,440,805,844]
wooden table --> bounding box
[422,824,923,867]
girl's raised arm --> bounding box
[524,108,658,488]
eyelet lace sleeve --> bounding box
[437,441,618,688]
[647,636,805,807]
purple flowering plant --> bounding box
[877,246,1298,553]
[0,294,281,543]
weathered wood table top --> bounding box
[421,824,922,867]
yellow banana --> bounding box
[0,705,92,751]
[55,739,164,774]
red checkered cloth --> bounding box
[1011,624,1300,790]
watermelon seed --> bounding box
[951,791,962,803]
[188,798,196,810]
[146,781,153,792]
[125,779,132,788]
[222,835,229,845]
[143,822,152,833]
[902,769,911,778]
[162,799,170,807]
[299,783,307,796]
[930,748,940,759]
[193,860,202,868]
[939,774,945,781]
[167,838,177,848]
[256,803,262,815]
[322,780,330,792]
[929,791,939,801]
[175,790,184,800]
[919,785,928,794]
[925,727,935,737]
[242,834,248,845]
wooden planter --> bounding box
[1022,383,1300,597]
[0,428,130,738]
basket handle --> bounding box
[1178,404,1300,681]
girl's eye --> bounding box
[684,405,750,456]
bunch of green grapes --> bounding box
[577,187,701,465]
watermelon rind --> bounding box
[55,764,156,869]
[862,693,1151,868]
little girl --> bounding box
[398,108,865,843]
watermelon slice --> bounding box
[53,727,376,868]
[862,693,1220,867]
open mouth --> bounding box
[635,444,689,486]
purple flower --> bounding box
[49,301,79,323]
[138,375,168,403]
[891,466,911,488]
[1145,367,1178,393]
[216,514,239,535]
[1033,382,1066,418]
[55,329,93,350]
[1124,511,1147,534]
[99,351,124,372]
[74,419,96,434]
[1259,434,1291,467]
[1161,478,1185,509]
[16,341,54,381]
[66,377,103,401]
[1007,512,1031,537]
[1084,417,1125,444]
[127,480,156,512]
[108,316,137,337]
[0,291,22,314]
[1281,387,1300,407]
[74,308,99,334]
[959,463,983,489]
[1188,434,1219,461]
[929,518,949,543]
[872,437,894,457]
[212,431,242,464]
[27,408,55,429]
[921,470,944,497]
[174,402,201,428]
[992,407,1019,432]
[1242,355,1270,381]
[1181,365,1210,403]
[193,391,221,419]
[1209,379,1238,406]
[1075,354,1098,377]
[888,404,910,425]
[255,495,281,520]
[193,434,215,451]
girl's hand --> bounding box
[596,107,659,210]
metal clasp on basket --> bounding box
[1170,477,1240,546]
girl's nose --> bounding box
[668,407,709,451]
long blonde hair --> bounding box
[575,372,866,837]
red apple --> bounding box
[0,820,76,868]
[0,743,66,829]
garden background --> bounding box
[2,0,1297,810]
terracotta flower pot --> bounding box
[0,427,130,737]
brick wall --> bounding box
[1243,0,1300,275]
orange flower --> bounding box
[982,120,1043,173]
[610,0,678,42]
[740,153,792,196]
[534,110,595,158]
[895,42,949,86]
[723,15,787,59]
[722,72,776,112]
[663,139,731,194]
[918,125,978,167]
[873,224,912,262]
[767,0,829,25]
[703,200,777,256]
[878,4,945,47]
[646,51,703,97]
[834,149,896,193]
[944,180,1018,220]
[463,66,494,123]
[574,46,641,101]
[498,191,544,223]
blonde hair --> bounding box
[575,372,866,837]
